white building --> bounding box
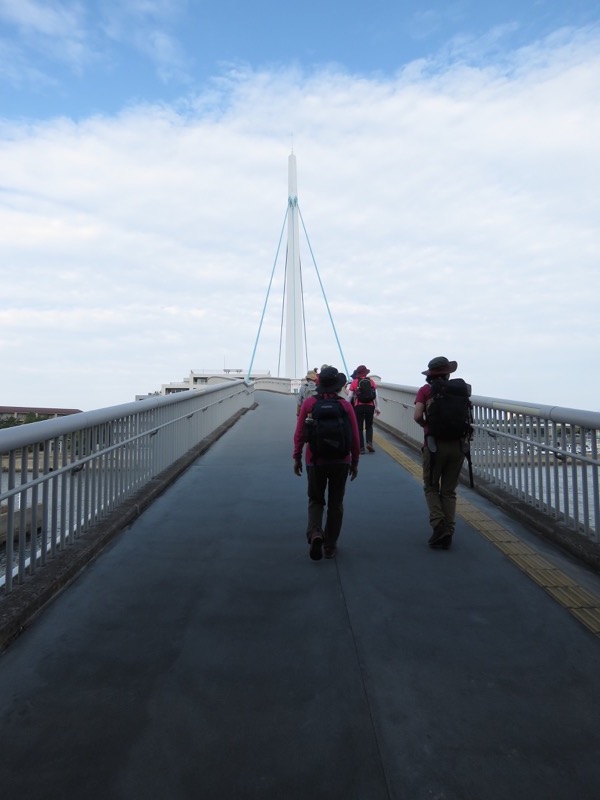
[136,369,272,399]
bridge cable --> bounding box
[298,205,349,378]
[245,206,289,383]
[299,256,311,375]
[277,248,288,377]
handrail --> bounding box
[376,382,600,542]
[3,378,598,598]
[1,382,254,593]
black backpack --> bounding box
[356,377,375,403]
[426,378,473,441]
[305,397,351,459]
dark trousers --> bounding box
[354,404,375,448]
[306,463,349,545]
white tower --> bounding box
[285,153,304,378]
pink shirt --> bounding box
[293,393,361,466]
[347,377,378,407]
[415,383,432,437]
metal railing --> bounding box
[377,383,600,542]
[3,378,598,598]
[1,382,254,593]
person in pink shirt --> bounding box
[347,365,380,453]
[414,356,468,550]
[293,366,360,560]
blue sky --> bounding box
[1,0,599,410]
[2,1,597,119]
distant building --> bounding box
[139,369,272,398]
[0,406,82,422]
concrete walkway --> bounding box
[0,391,599,800]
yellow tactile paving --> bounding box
[375,436,421,478]
[509,551,571,572]
[479,529,519,543]
[545,585,600,608]
[494,542,538,558]
[569,608,600,634]
[526,570,578,589]
[373,431,600,638]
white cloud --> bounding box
[0,0,91,70]
[0,0,82,36]
[0,26,599,410]
[0,0,191,88]
[0,37,58,89]
[100,0,191,82]
[409,9,443,41]
[134,28,191,83]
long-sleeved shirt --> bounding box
[293,392,360,466]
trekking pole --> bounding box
[426,435,437,487]
[466,449,474,488]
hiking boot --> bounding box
[308,530,323,560]
[428,521,449,548]
[324,544,337,559]
[430,537,451,549]
[366,443,375,452]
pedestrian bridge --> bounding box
[1,383,600,799]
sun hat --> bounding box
[306,370,317,381]
[317,366,347,393]
[422,356,458,377]
[354,365,370,377]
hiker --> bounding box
[347,365,380,453]
[297,369,318,415]
[293,366,360,560]
[413,356,472,549]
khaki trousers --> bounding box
[421,439,465,533]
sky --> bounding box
[1,0,599,412]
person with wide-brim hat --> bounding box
[296,369,319,416]
[315,366,346,393]
[421,356,458,377]
[347,365,380,453]
[293,366,360,561]
[413,356,469,550]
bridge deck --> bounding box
[1,391,599,800]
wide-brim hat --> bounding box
[317,366,347,393]
[422,356,458,377]
[306,370,317,381]
[354,364,370,377]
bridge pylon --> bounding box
[285,153,304,380]
[245,154,348,385]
